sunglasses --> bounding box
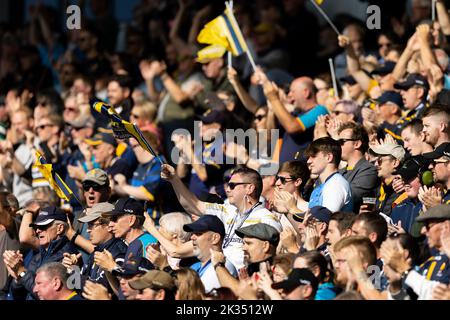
[275,175,295,184]
[36,124,53,131]
[254,114,267,121]
[338,138,358,145]
[82,183,103,192]
[227,182,251,190]
[34,223,54,231]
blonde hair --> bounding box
[133,101,157,122]
[175,268,205,300]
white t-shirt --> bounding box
[205,201,282,270]
[191,259,237,293]
[308,172,353,212]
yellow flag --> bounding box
[196,44,227,63]
[315,0,324,4]
[34,151,73,201]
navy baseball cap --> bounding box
[293,206,331,223]
[102,198,144,218]
[394,73,429,91]
[271,268,319,292]
[183,215,225,238]
[339,75,357,85]
[423,142,450,160]
[374,91,404,108]
[198,109,226,126]
[116,256,154,278]
[371,61,396,76]
[29,206,67,228]
[85,132,118,148]
[394,156,432,183]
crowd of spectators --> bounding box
[1,0,450,300]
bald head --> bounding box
[288,77,316,109]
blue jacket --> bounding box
[11,236,79,300]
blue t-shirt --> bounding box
[279,105,328,164]
[309,172,353,212]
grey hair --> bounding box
[159,212,193,243]
[53,221,69,234]
[335,100,360,117]
[36,262,69,288]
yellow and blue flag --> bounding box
[196,6,248,62]
[34,151,73,202]
[93,102,164,165]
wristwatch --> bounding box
[17,271,26,280]
[214,262,226,269]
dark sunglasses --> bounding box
[227,182,251,190]
[34,223,53,231]
[275,175,295,184]
[254,114,267,121]
[338,138,358,145]
[36,124,53,131]
[82,183,103,192]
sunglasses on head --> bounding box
[275,175,295,184]
[227,182,251,190]
[82,183,103,192]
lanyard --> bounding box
[223,202,261,249]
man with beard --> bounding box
[182,215,236,293]
[423,143,450,203]
[210,223,279,296]
[421,105,450,149]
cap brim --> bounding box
[393,83,410,90]
[422,151,442,159]
[78,214,102,223]
[292,213,305,222]
[84,138,102,146]
[29,218,55,227]
[271,280,296,291]
[101,210,124,218]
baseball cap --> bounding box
[85,132,118,147]
[29,206,67,228]
[82,169,110,186]
[308,206,332,223]
[271,268,319,292]
[119,257,154,278]
[394,73,429,91]
[235,223,280,245]
[370,61,396,76]
[198,108,226,126]
[67,115,95,129]
[394,156,432,183]
[78,202,115,223]
[416,204,450,222]
[370,144,406,161]
[422,143,450,160]
[102,198,144,218]
[339,75,357,85]
[374,91,404,108]
[129,270,175,291]
[183,215,225,238]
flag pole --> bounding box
[328,58,338,98]
[309,0,340,36]
[227,0,233,70]
[432,0,436,21]
[224,1,257,72]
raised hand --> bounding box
[82,280,112,300]
[160,164,176,181]
[146,244,168,270]
[93,249,116,272]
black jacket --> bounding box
[81,237,127,290]
[11,236,78,300]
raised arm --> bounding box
[392,33,420,81]
[161,164,205,217]
[436,0,450,35]
[228,67,259,113]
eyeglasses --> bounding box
[338,138,358,145]
[254,114,267,121]
[227,182,251,190]
[82,183,103,192]
[275,175,295,184]
[36,124,53,131]
[376,156,394,164]
[87,221,107,230]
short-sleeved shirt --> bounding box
[105,157,133,180]
[191,259,237,293]
[308,172,353,212]
[205,201,282,270]
[122,232,157,273]
[279,105,328,164]
[131,157,161,202]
